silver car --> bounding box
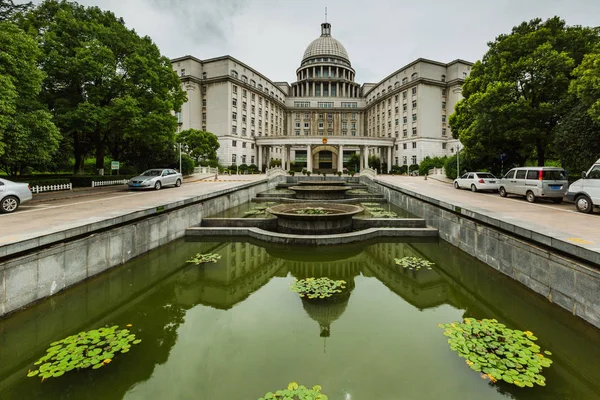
[128,169,183,190]
[453,172,499,192]
[0,178,33,213]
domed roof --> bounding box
[302,23,350,64]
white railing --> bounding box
[428,167,445,176]
[193,167,218,174]
[359,167,377,178]
[31,183,72,194]
[266,166,286,178]
[91,179,129,188]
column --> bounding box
[286,146,291,170]
[281,145,287,170]
[363,145,369,169]
[320,82,323,97]
[306,144,312,172]
[338,144,344,172]
[359,149,364,170]
[387,146,392,173]
[258,145,263,172]
[312,81,315,97]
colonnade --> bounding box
[256,144,394,173]
[292,81,360,98]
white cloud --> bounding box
[22,0,600,84]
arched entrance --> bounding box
[311,145,339,172]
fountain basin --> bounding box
[296,181,348,186]
[266,203,363,234]
[289,185,352,200]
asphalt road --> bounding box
[0,175,264,246]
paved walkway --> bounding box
[377,175,600,263]
[0,174,265,247]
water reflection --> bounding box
[0,237,599,399]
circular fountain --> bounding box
[266,202,363,234]
[288,185,352,200]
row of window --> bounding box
[367,71,467,103]
[231,140,255,149]
[231,154,255,164]
[293,130,358,136]
[294,121,358,129]
[230,70,283,103]
[294,112,358,120]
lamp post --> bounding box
[179,143,182,173]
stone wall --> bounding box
[0,178,282,317]
[362,177,600,329]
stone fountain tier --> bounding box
[296,181,348,186]
[266,203,363,234]
[289,185,352,200]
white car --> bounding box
[453,172,499,192]
[566,158,600,213]
[0,178,33,213]
[128,169,183,190]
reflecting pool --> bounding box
[1,238,599,399]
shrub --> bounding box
[180,154,195,176]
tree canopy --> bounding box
[20,0,187,174]
[571,46,600,122]
[176,129,220,163]
[0,0,32,22]
[449,17,600,171]
[0,20,60,174]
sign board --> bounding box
[111,161,120,170]
[322,138,328,144]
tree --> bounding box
[0,0,32,22]
[0,21,60,175]
[176,129,219,163]
[450,17,600,167]
[554,98,600,175]
[347,153,360,172]
[571,47,600,122]
[21,0,186,174]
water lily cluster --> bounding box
[395,256,435,270]
[28,325,141,381]
[440,318,553,387]
[187,253,222,265]
[258,382,328,400]
[295,208,330,215]
[291,277,346,299]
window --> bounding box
[241,142,246,148]
[232,154,236,163]
[328,122,333,129]
[442,115,447,123]
[403,129,407,137]
[232,98,237,107]
[402,77,408,84]
[202,113,206,120]
[442,89,446,96]
[589,165,600,179]
[442,128,447,136]
[232,112,237,120]
[327,113,333,120]
[412,127,417,136]
[318,102,334,108]
[515,170,527,179]
[180,69,185,76]
[403,156,408,165]
[412,114,417,122]
[463,72,468,78]
[403,143,407,150]
[251,105,255,113]
[252,93,255,101]
[242,102,247,111]
[202,99,206,107]
[351,122,356,129]
[403,116,407,123]
[242,89,247,97]
[412,100,417,108]
[526,170,538,180]
[341,102,358,108]
[412,87,417,95]
[352,113,357,120]
[411,72,418,80]
[403,91,407,99]
[232,126,237,134]
[304,122,309,128]
[232,140,237,147]
[304,113,309,119]
[504,170,516,179]
[294,101,310,108]
[251,156,255,164]
[231,70,238,78]
[295,130,300,135]
[412,142,417,149]
[441,75,446,82]
[318,122,324,129]
[403,104,407,112]
[442,101,446,109]
[412,155,417,164]
[442,143,447,150]
[395,118,399,126]
[242,75,247,83]
[233,85,237,94]
[250,79,256,87]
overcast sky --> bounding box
[23,0,600,84]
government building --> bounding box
[171,21,472,172]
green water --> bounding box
[1,238,599,399]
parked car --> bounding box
[498,167,568,203]
[566,158,600,213]
[0,178,33,213]
[128,169,183,190]
[453,172,499,192]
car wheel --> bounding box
[551,198,563,204]
[175,179,182,187]
[575,195,593,214]
[471,184,478,193]
[154,181,162,190]
[454,182,460,189]
[1,195,19,213]
[526,191,536,203]
[499,187,507,197]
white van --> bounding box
[566,158,600,213]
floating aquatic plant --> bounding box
[244,209,267,216]
[187,253,221,264]
[291,277,346,299]
[28,325,141,381]
[395,256,435,270]
[440,318,553,387]
[365,206,386,212]
[370,211,398,218]
[360,202,380,206]
[295,208,330,215]
[258,382,328,400]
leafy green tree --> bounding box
[347,153,360,172]
[0,21,60,175]
[554,99,600,175]
[176,129,219,163]
[571,47,600,122]
[21,0,186,174]
[418,156,447,176]
[450,17,599,167]
[368,155,381,171]
[0,0,32,22]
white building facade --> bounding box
[172,22,471,172]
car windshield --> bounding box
[543,170,566,180]
[141,170,162,177]
[477,173,496,179]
